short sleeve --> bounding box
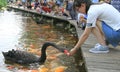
[86,6,100,28]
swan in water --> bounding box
[2,42,69,65]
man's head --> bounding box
[73,0,92,14]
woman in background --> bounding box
[111,0,120,12]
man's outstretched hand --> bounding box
[64,48,77,56]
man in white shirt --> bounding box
[68,0,120,55]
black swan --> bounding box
[2,42,69,65]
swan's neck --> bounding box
[38,46,47,63]
[38,42,65,63]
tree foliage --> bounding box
[0,0,7,9]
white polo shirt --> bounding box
[87,3,120,31]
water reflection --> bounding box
[0,11,23,71]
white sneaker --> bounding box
[89,44,109,53]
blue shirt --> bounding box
[111,0,120,12]
[22,0,26,2]
[92,0,99,3]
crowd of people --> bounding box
[11,0,120,21]
[14,0,77,20]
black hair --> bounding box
[73,0,92,14]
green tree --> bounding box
[0,0,7,9]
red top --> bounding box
[42,6,51,13]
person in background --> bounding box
[56,0,64,7]
[22,0,26,8]
[34,0,40,9]
[65,0,77,20]
[101,0,111,4]
[101,0,120,12]
[77,0,99,29]
[111,0,120,12]
[77,13,87,29]
[67,0,120,55]
[92,0,99,3]
[17,0,22,7]
[104,0,111,3]
[41,4,51,13]
[48,0,55,9]
[26,0,32,9]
